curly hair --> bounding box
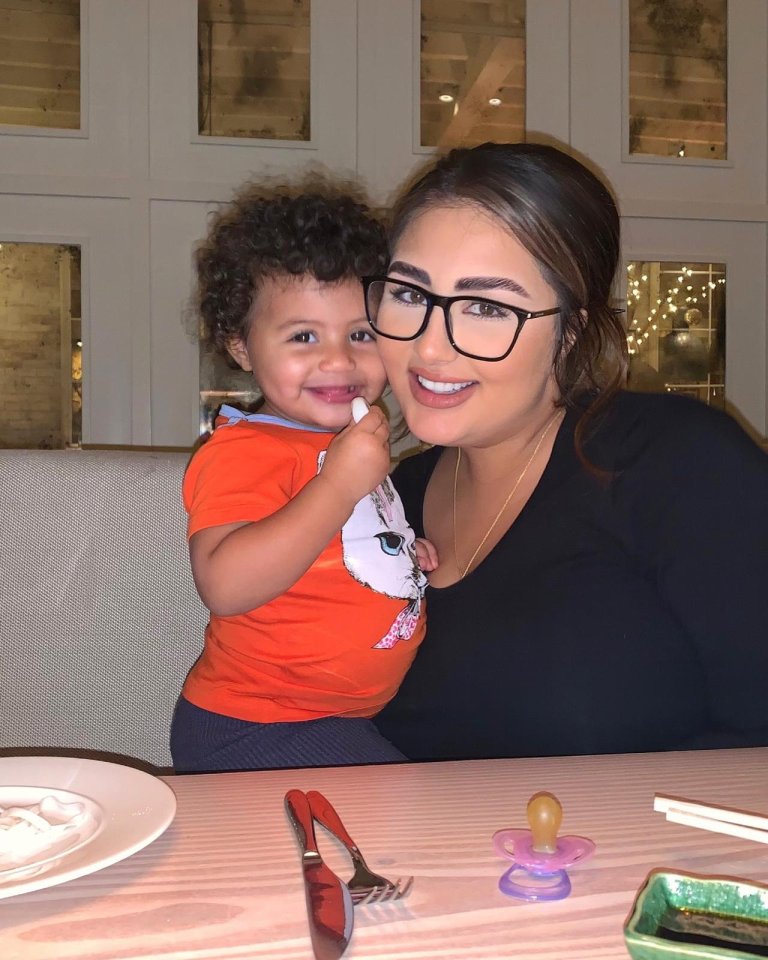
[195,178,389,356]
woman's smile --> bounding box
[410,370,478,407]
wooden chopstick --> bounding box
[654,793,768,845]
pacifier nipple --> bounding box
[527,792,562,854]
[351,397,369,423]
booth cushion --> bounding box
[0,449,207,769]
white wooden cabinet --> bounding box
[571,0,767,209]
[569,0,767,436]
[149,0,358,185]
[0,0,765,445]
[0,2,147,184]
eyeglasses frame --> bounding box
[361,275,561,362]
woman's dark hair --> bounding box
[388,142,627,459]
[196,178,388,355]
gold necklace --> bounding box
[452,411,562,580]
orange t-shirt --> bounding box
[181,412,426,723]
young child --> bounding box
[170,181,437,772]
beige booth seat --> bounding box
[0,449,207,771]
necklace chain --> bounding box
[452,411,562,580]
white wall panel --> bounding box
[149,198,216,446]
[525,0,570,145]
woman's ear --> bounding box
[225,336,253,372]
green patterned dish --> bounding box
[625,870,768,959]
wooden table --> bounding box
[2,748,767,959]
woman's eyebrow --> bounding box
[388,260,430,285]
[455,276,531,299]
[388,261,530,299]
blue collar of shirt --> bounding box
[218,404,331,433]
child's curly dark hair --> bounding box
[195,178,388,356]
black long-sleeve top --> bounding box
[375,392,768,760]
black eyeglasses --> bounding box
[362,276,561,362]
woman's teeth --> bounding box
[417,375,473,394]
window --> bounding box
[0,0,80,130]
[628,0,727,160]
[0,242,82,448]
[420,0,525,149]
[625,260,725,407]
[197,0,310,141]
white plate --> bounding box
[0,757,176,899]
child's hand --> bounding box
[320,403,391,505]
[415,537,439,572]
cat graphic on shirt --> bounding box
[317,451,426,649]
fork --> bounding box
[306,789,414,905]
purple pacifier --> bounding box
[492,791,595,902]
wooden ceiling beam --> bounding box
[436,35,521,148]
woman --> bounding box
[367,142,768,760]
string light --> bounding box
[624,261,725,401]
